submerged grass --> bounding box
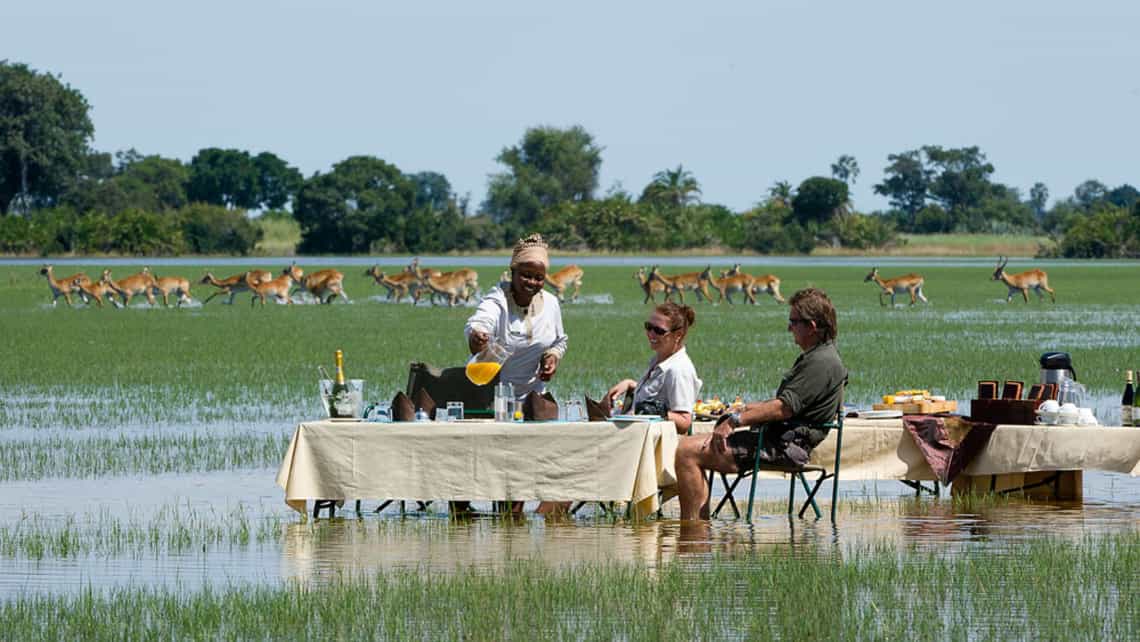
[4,262,1139,431]
[0,431,289,481]
[1,534,1137,640]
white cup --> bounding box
[1035,412,1058,426]
[1038,399,1060,414]
[1058,403,1079,424]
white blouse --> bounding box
[465,283,568,399]
[632,346,702,414]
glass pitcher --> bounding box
[466,340,512,385]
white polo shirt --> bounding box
[632,346,702,414]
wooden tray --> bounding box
[872,399,958,414]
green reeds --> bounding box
[1,535,1137,640]
[0,432,290,481]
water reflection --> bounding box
[1,468,1138,599]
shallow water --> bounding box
[1,463,1138,598]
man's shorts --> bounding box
[726,424,830,473]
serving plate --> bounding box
[609,414,663,422]
[855,409,903,419]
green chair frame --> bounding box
[711,410,844,522]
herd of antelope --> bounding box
[637,256,1056,307]
[37,256,1057,310]
[38,261,348,308]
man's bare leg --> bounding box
[676,435,739,521]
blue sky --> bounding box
[7,1,1139,212]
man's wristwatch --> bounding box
[727,412,742,428]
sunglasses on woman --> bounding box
[644,322,673,336]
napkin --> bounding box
[523,391,558,421]
[413,388,437,417]
[585,395,610,421]
[391,391,415,422]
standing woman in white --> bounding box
[465,233,569,400]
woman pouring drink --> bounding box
[465,233,568,400]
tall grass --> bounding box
[1,535,1137,640]
[0,432,289,481]
[3,262,1138,430]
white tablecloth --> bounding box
[276,419,680,517]
[691,419,1140,480]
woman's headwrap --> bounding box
[509,233,550,270]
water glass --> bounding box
[446,401,464,421]
[494,382,514,422]
[365,401,392,423]
[565,399,584,422]
[434,408,448,423]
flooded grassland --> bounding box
[2,260,1139,639]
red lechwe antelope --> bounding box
[199,270,272,304]
[288,262,348,304]
[708,267,758,305]
[38,264,91,306]
[418,270,476,307]
[103,268,157,306]
[723,264,784,304]
[72,272,121,308]
[545,265,583,302]
[992,256,1055,303]
[649,265,713,304]
[364,266,423,303]
[634,266,668,304]
[150,271,193,307]
[864,267,927,306]
[248,265,301,307]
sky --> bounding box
[6,0,1139,212]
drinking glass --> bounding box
[466,340,513,385]
[565,399,584,422]
[446,401,464,421]
[494,382,514,422]
[365,401,392,423]
[434,408,448,422]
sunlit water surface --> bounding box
[1,461,1137,599]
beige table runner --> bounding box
[277,419,680,517]
[690,419,1140,480]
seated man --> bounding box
[675,287,847,520]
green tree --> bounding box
[1073,179,1107,209]
[830,154,860,186]
[177,202,261,255]
[407,171,453,211]
[1029,182,1049,219]
[484,125,602,235]
[639,164,701,207]
[792,176,848,225]
[873,150,931,220]
[767,181,794,208]
[0,61,94,214]
[252,152,303,210]
[188,148,258,209]
[923,145,995,212]
[293,155,414,253]
[1106,184,1139,211]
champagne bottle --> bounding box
[329,349,351,418]
[1123,370,1135,427]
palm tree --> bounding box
[767,180,794,208]
[640,164,701,207]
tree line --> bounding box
[2,61,1137,257]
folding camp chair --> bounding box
[711,408,844,522]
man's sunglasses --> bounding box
[644,322,673,336]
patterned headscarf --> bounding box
[509,233,550,270]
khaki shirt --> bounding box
[776,340,847,426]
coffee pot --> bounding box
[1039,351,1076,387]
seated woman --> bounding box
[606,302,702,435]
